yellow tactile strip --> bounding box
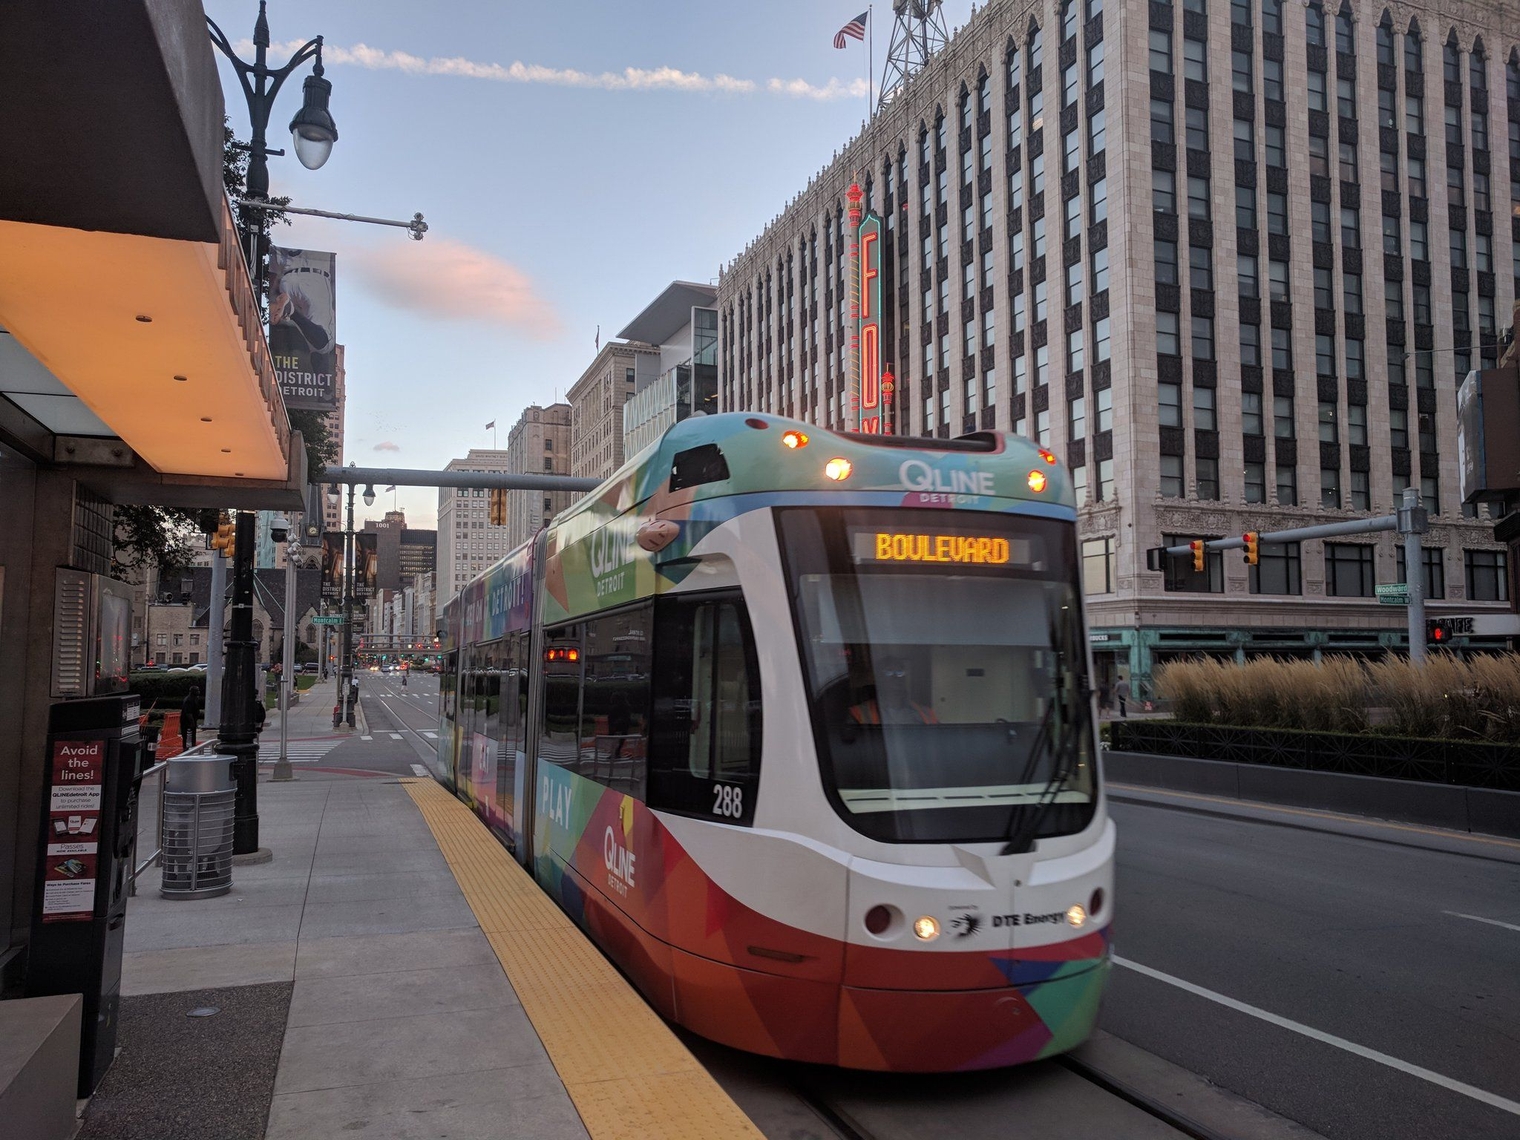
[401,779,764,1140]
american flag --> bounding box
[834,10,868,48]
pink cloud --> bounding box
[373,441,401,452]
[346,238,562,339]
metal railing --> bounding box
[128,740,218,896]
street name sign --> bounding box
[311,615,346,626]
[1375,583,1409,605]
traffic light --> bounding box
[1242,532,1259,566]
[488,488,508,527]
[1190,540,1205,572]
[209,512,235,558]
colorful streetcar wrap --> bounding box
[437,413,1113,1071]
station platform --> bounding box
[91,767,759,1140]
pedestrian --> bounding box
[1098,680,1112,715]
[252,697,266,737]
[180,684,202,749]
[1114,677,1131,718]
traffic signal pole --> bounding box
[1155,488,1430,662]
[218,511,261,854]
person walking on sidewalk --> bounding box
[180,684,202,749]
[1114,677,1130,718]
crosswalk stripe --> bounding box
[422,731,437,739]
[256,737,345,764]
[361,735,373,741]
[389,733,403,740]
[410,764,430,778]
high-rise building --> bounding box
[320,344,348,540]
[506,403,573,551]
[620,281,720,458]
[438,448,514,603]
[567,340,660,481]
[718,0,1516,694]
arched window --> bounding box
[1376,13,1395,66]
[1335,6,1353,53]
[935,110,947,152]
[1443,33,1461,84]
[959,85,971,132]
[1306,1,1325,47]
[977,71,990,115]
[1028,22,1043,72]
[1404,20,1422,74]
[1006,39,1021,90]
[1470,40,1486,90]
[1508,52,1520,101]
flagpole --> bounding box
[867,4,873,123]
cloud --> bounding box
[345,238,563,338]
[373,441,402,452]
[249,39,865,100]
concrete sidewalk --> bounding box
[93,773,588,1139]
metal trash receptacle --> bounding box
[160,755,235,900]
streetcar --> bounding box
[432,412,1113,1072]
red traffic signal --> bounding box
[1190,540,1205,572]
[1242,531,1260,566]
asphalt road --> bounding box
[1102,797,1520,1140]
[351,671,443,772]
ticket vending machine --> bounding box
[26,694,145,1096]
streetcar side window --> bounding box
[578,606,651,797]
[648,594,762,825]
[538,624,583,771]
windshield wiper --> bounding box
[1000,684,1089,855]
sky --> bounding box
[204,0,977,530]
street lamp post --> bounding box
[207,1,338,294]
[217,511,261,855]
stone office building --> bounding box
[717,0,1517,692]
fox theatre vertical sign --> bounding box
[269,247,338,412]
[847,182,891,435]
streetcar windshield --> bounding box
[779,507,1097,844]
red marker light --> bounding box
[1038,448,1057,465]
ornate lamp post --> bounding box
[207,1,338,293]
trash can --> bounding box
[159,755,235,900]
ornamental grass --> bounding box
[1153,654,1520,744]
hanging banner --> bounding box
[354,532,379,599]
[857,211,884,434]
[268,248,338,411]
[320,533,345,599]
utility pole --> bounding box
[1401,487,1428,665]
[206,550,227,731]
[342,482,357,727]
[273,527,299,781]
[218,511,261,855]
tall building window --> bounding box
[1197,457,1220,500]
[1244,461,1267,502]
[1396,546,1445,599]
[1276,461,1298,505]
[1465,550,1509,601]
[1159,382,1183,427]
[1082,537,1116,594]
[1326,544,1374,596]
[1160,454,1186,498]
[1320,465,1342,509]
[1251,541,1302,594]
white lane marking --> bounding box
[360,735,373,741]
[423,731,437,739]
[410,764,429,778]
[388,732,403,740]
[1114,956,1520,1118]
[1445,911,1520,934]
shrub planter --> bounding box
[1111,720,1520,793]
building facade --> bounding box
[567,340,660,481]
[620,281,720,458]
[437,449,513,603]
[505,403,573,551]
[717,0,1517,693]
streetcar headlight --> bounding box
[912,915,940,941]
[1027,469,1048,493]
[1066,904,1087,928]
[782,430,809,449]
[825,457,853,481]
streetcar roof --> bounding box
[552,411,1074,533]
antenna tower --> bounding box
[880,0,950,108]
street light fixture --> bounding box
[362,485,376,507]
[207,1,336,293]
[289,68,338,169]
